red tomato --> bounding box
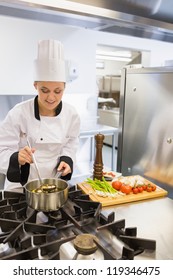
[137,186,143,193]
[146,185,152,192]
[112,180,122,191]
[142,185,147,191]
[152,185,156,191]
[124,185,132,194]
[120,184,132,194]
[120,184,125,193]
[132,187,139,194]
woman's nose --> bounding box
[47,91,56,99]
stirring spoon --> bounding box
[26,138,44,186]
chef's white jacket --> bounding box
[0,96,80,190]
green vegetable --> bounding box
[86,177,117,194]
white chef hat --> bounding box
[34,39,66,82]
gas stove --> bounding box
[0,186,156,260]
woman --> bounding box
[0,39,80,190]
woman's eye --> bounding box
[40,88,64,94]
[55,90,62,94]
[41,88,49,93]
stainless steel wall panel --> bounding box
[118,67,173,190]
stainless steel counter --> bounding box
[102,197,173,260]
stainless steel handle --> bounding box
[27,139,43,185]
[55,171,62,178]
[55,170,63,178]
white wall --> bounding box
[0,16,97,96]
[96,60,126,76]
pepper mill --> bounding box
[93,133,105,180]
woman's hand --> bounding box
[57,161,71,176]
[18,146,36,165]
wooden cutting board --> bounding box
[77,175,168,207]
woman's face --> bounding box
[34,81,65,116]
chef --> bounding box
[0,39,80,190]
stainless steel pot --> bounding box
[24,178,69,212]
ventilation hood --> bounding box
[1,0,173,42]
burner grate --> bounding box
[0,187,156,260]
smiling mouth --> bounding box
[46,100,56,104]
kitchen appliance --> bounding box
[117,66,173,198]
[0,187,156,260]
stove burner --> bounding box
[0,187,156,260]
[73,234,98,255]
[0,242,14,258]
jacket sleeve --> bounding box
[0,108,21,174]
[7,152,30,185]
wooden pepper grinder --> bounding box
[93,133,105,180]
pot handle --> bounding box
[55,170,63,178]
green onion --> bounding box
[86,177,117,194]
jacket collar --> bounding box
[34,95,62,120]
